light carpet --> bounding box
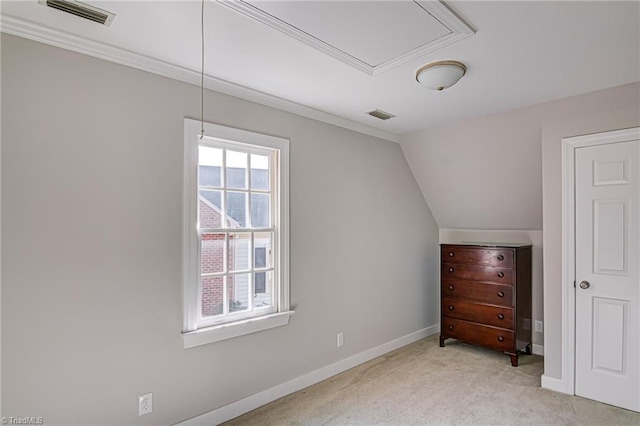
[224,334,640,425]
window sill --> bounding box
[182,311,295,348]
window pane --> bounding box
[254,271,273,308]
[199,190,222,228]
[254,247,266,269]
[199,146,222,187]
[251,193,270,228]
[226,150,247,189]
[201,275,224,317]
[228,233,251,272]
[226,191,247,228]
[255,271,266,293]
[251,154,270,190]
[228,273,250,313]
[254,232,272,269]
[201,233,225,274]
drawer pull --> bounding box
[449,252,454,257]
[497,313,505,320]
[497,272,505,278]
[497,254,504,261]
[497,291,505,297]
[497,336,505,342]
[448,325,454,331]
[448,305,454,311]
[448,285,454,291]
[448,267,454,273]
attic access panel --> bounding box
[218,0,474,75]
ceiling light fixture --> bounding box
[415,60,467,91]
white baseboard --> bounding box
[176,324,440,426]
[532,343,544,356]
[541,374,571,394]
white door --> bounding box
[575,139,640,411]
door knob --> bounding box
[579,280,590,289]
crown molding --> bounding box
[0,14,400,143]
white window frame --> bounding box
[182,118,293,348]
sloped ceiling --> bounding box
[400,82,640,230]
[401,107,543,230]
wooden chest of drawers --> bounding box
[439,244,532,366]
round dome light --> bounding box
[416,60,467,91]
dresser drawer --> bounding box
[442,279,513,307]
[442,263,514,284]
[442,297,514,329]
[441,246,514,268]
[442,317,514,352]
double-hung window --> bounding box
[182,119,292,348]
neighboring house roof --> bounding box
[199,165,269,228]
[199,194,241,229]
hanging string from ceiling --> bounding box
[199,0,205,139]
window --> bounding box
[182,119,292,348]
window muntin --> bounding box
[183,118,290,340]
[197,141,276,325]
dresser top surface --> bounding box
[441,242,532,248]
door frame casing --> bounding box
[560,126,640,395]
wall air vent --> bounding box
[38,0,115,26]
[367,109,396,121]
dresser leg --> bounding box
[439,336,446,347]
[509,353,519,367]
[525,344,532,355]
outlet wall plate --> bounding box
[535,320,544,333]
[139,392,153,416]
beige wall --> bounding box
[541,84,640,380]
[0,35,439,424]
[401,81,640,383]
[0,28,3,419]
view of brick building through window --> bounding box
[200,196,235,317]
[199,162,271,318]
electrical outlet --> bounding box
[139,393,153,416]
[535,320,544,333]
[337,332,344,347]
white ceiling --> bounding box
[253,1,452,67]
[2,1,639,140]
[218,0,474,76]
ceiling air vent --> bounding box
[367,109,396,121]
[38,0,115,26]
